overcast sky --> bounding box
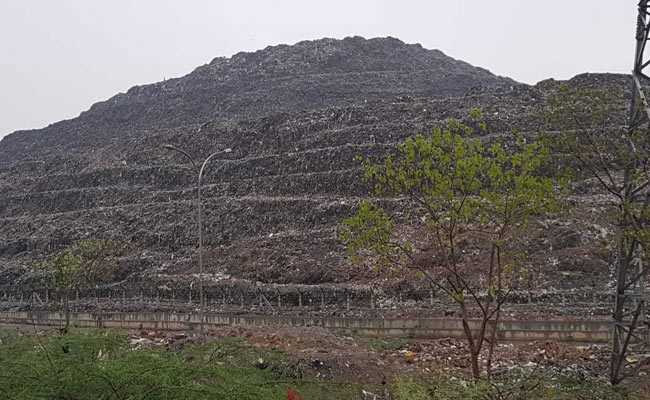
[0,1,636,138]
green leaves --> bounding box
[50,248,82,289]
[344,115,558,257]
[481,139,558,229]
[39,239,123,290]
[363,122,486,222]
[340,200,396,266]
[341,113,559,305]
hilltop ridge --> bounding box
[0,37,628,300]
[0,36,516,166]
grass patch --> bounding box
[391,371,643,400]
[0,330,645,399]
[0,330,361,400]
[365,337,411,352]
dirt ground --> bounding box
[126,324,649,390]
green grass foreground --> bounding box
[0,329,363,400]
[0,330,644,399]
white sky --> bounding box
[0,0,636,138]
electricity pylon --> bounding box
[609,0,650,385]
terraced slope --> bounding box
[0,36,630,297]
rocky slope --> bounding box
[0,36,630,299]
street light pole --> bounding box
[196,152,223,307]
[163,145,229,308]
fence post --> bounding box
[346,291,351,312]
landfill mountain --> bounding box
[0,36,627,298]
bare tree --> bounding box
[546,85,650,384]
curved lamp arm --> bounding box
[162,144,197,170]
[198,151,226,187]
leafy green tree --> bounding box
[40,239,122,331]
[341,113,559,379]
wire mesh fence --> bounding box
[0,283,618,314]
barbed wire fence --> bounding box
[0,283,618,315]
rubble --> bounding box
[116,325,620,385]
[0,37,637,312]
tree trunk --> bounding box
[470,351,481,380]
[460,303,481,379]
[486,244,503,377]
[64,290,70,334]
[486,308,501,377]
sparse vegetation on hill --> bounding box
[0,38,621,297]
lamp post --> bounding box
[163,144,231,308]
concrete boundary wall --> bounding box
[0,311,617,343]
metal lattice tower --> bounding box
[629,0,650,325]
[631,0,650,129]
[610,0,650,384]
